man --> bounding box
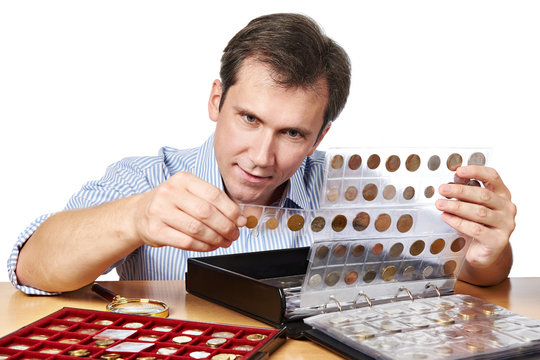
[9,13,515,295]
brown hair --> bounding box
[219,13,351,134]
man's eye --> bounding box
[287,129,301,138]
[244,114,256,123]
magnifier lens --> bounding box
[107,299,169,316]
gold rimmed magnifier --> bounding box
[91,283,169,317]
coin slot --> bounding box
[403,186,415,200]
[396,214,413,233]
[447,153,463,171]
[310,216,326,232]
[409,240,425,256]
[331,214,347,232]
[374,213,391,232]
[344,186,358,201]
[362,183,378,201]
[383,185,396,200]
[367,154,381,169]
[348,154,362,170]
[352,212,370,232]
[385,155,401,172]
[451,237,466,252]
[405,154,421,172]
[287,214,304,231]
[331,154,344,169]
[468,152,486,166]
[428,155,441,171]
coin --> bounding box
[467,179,481,187]
[367,154,381,169]
[466,340,485,352]
[409,240,425,256]
[40,348,63,354]
[362,183,378,201]
[422,265,434,278]
[28,334,49,340]
[123,322,144,329]
[182,329,204,335]
[206,337,227,348]
[138,335,160,342]
[212,331,235,338]
[245,215,258,229]
[430,238,446,254]
[352,244,365,258]
[265,217,279,230]
[363,269,377,283]
[344,186,358,201]
[389,242,404,258]
[100,354,121,360]
[68,349,91,357]
[153,325,173,332]
[232,344,253,351]
[48,324,69,331]
[8,344,30,350]
[325,271,340,286]
[65,316,85,322]
[459,308,478,320]
[94,320,114,326]
[371,242,384,255]
[396,214,413,233]
[482,304,497,316]
[308,274,322,288]
[211,354,240,360]
[443,260,457,276]
[383,185,396,200]
[157,347,178,355]
[315,245,329,259]
[403,186,415,200]
[287,214,304,231]
[331,154,344,169]
[402,265,415,279]
[382,265,397,281]
[451,237,466,252]
[95,339,115,347]
[405,154,421,172]
[354,329,375,340]
[136,357,157,360]
[424,185,435,198]
[310,216,326,232]
[172,335,192,344]
[468,152,486,166]
[385,155,401,172]
[345,270,358,285]
[331,214,347,232]
[428,155,441,171]
[77,328,99,334]
[352,212,370,231]
[374,213,391,232]
[333,244,347,258]
[434,346,453,354]
[447,153,463,171]
[348,154,362,170]
[326,187,339,202]
[59,338,80,344]
[246,333,267,341]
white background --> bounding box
[1,1,539,283]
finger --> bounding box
[438,182,506,211]
[146,220,224,252]
[439,212,507,251]
[436,198,512,230]
[455,166,511,199]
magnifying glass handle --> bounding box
[91,282,120,302]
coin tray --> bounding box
[304,294,540,359]
[0,307,285,359]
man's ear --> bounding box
[307,122,331,157]
[208,79,223,122]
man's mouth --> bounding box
[236,165,272,184]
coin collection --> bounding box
[304,294,540,359]
[0,308,281,360]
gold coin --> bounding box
[459,308,478,320]
[59,338,80,344]
[287,214,304,231]
[344,186,358,201]
[77,328,99,334]
[172,336,192,344]
[383,185,396,200]
[443,260,457,276]
[246,333,267,341]
[315,245,329,259]
[352,212,370,232]
[403,186,415,200]
[409,240,425,256]
[331,154,344,169]
[389,242,404,258]
[28,334,50,340]
[451,237,466,252]
[333,244,347,258]
[428,155,441,171]
[265,217,279,230]
[367,154,380,169]
[355,329,375,340]
[245,215,258,229]
[100,354,121,360]
[325,271,340,286]
[331,214,347,232]
[430,238,446,254]
[326,187,339,202]
[385,155,401,172]
[40,348,63,354]
[310,216,326,232]
[447,153,463,171]
[95,339,115,347]
[362,183,378,201]
[382,265,397,281]
[352,244,365,258]
[396,214,413,233]
[363,269,377,283]
[424,185,435,198]
[345,270,358,285]
[68,349,91,357]
[405,154,421,172]
[433,313,455,325]
[468,152,486,166]
[348,154,362,170]
[374,213,391,232]
[136,357,157,360]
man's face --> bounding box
[209,59,329,206]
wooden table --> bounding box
[2,278,540,359]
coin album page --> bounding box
[0,308,284,360]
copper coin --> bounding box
[367,154,380,169]
[467,179,481,187]
[331,214,347,232]
[245,215,258,229]
[403,186,415,200]
[374,213,391,232]
[345,270,358,285]
[352,212,370,231]
[409,240,425,256]
[325,271,340,286]
[443,260,457,276]
[371,243,384,255]
[451,237,466,252]
[326,187,339,202]
[389,242,404,258]
[428,155,441,171]
[405,154,421,172]
[382,265,397,281]
[265,217,279,230]
[362,183,378,201]
[396,214,413,233]
[385,155,401,172]
[447,153,463,171]
[333,244,347,258]
[331,154,344,169]
[383,185,396,200]
[352,244,365,258]
[468,152,486,166]
[287,214,304,231]
[315,245,329,259]
[363,269,377,283]
[310,216,326,232]
[348,154,362,170]
[344,186,358,201]
[430,238,446,254]
[402,266,415,279]
[424,185,435,198]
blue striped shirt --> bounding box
[8,134,326,295]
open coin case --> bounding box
[304,294,540,359]
[0,307,284,360]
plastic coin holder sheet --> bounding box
[0,307,284,360]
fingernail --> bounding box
[237,215,247,227]
[439,184,451,194]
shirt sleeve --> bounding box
[7,155,163,295]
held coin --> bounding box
[245,215,258,229]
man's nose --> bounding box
[250,131,276,168]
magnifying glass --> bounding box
[91,283,169,317]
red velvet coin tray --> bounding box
[0,307,286,359]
